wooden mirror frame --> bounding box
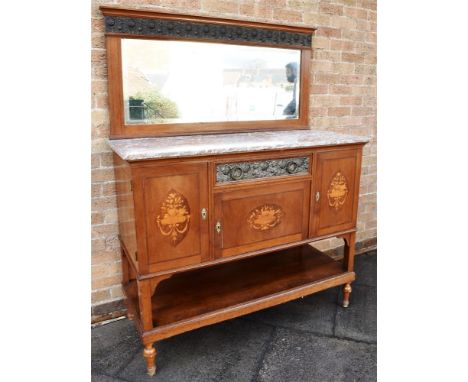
[100,6,315,139]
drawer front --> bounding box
[214,180,310,258]
[216,156,309,184]
[310,148,361,236]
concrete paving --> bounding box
[92,250,377,381]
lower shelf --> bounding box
[141,244,354,342]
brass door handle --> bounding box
[201,208,208,220]
[215,221,221,234]
[315,191,320,202]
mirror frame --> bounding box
[100,6,315,139]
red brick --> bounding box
[92,223,119,239]
[330,85,353,95]
[342,52,364,63]
[92,168,115,183]
[319,3,343,16]
[328,107,351,117]
[273,9,303,22]
[310,84,328,94]
[340,96,362,106]
[92,274,122,290]
[352,107,374,116]
[343,7,368,20]
[92,290,111,304]
[99,152,114,168]
[316,27,341,39]
[202,0,238,13]
[310,107,327,117]
[91,183,101,197]
[315,73,340,84]
[92,212,104,225]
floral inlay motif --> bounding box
[156,189,190,246]
[248,204,284,231]
[327,171,349,210]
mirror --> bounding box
[121,39,301,125]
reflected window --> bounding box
[121,39,301,125]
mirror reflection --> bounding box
[121,39,301,125]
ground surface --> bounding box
[92,250,376,382]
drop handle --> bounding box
[201,208,208,220]
[315,191,320,202]
[215,221,222,234]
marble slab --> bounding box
[108,130,369,161]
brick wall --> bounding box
[91,0,377,322]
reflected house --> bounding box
[125,67,154,121]
[125,67,173,122]
[223,68,291,119]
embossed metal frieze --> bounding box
[104,16,312,48]
[216,157,309,183]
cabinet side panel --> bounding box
[113,154,138,265]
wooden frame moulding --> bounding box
[100,6,315,139]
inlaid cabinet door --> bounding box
[133,162,209,273]
[214,181,310,258]
[310,148,362,237]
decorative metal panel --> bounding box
[104,16,312,48]
[216,157,309,183]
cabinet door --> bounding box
[133,162,209,272]
[311,148,362,236]
[214,181,310,258]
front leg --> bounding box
[143,343,157,376]
[342,283,352,308]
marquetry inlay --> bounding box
[248,204,284,231]
[156,189,191,246]
[216,157,309,183]
[327,171,349,210]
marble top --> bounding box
[108,130,369,161]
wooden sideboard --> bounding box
[109,130,368,376]
[99,6,369,376]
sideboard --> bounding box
[99,5,369,376]
[109,130,368,376]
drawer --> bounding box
[214,180,310,258]
[216,156,310,184]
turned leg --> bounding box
[342,283,352,308]
[143,343,157,376]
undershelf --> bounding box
[143,245,354,341]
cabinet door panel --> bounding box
[134,162,209,272]
[311,148,361,236]
[215,181,310,258]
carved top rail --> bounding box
[100,6,315,49]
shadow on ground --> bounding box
[92,250,376,382]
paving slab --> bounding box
[92,318,141,376]
[246,286,339,336]
[91,374,128,382]
[117,318,274,382]
[335,285,377,343]
[257,328,377,382]
[354,250,377,287]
